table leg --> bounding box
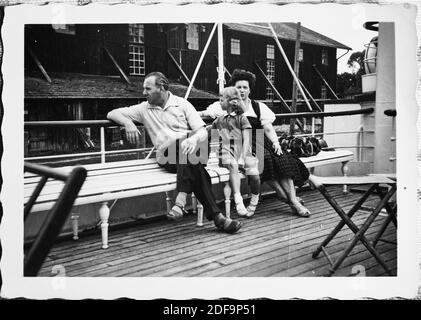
[328,185,396,276]
[372,201,397,247]
[312,184,377,258]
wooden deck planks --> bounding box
[48,193,362,276]
[37,186,397,277]
[39,188,345,274]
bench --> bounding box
[24,149,353,249]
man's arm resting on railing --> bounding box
[107,109,141,144]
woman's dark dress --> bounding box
[248,100,309,187]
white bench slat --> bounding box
[25,165,165,188]
[25,168,221,207]
[25,162,161,183]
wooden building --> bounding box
[24,23,350,157]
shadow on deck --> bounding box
[37,186,397,277]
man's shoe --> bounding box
[214,213,242,234]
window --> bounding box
[266,60,275,100]
[266,44,275,59]
[128,24,145,76]
[129,24,144,44]
[322,49,328,65]
[52,24,76,35]
[129,45,145,76]
[321,84,327,99]
[230,38,240,55]
[186,24,199,50]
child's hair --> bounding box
[221,87,243,114]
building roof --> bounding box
[25,72,219,100]
[224,23,352,50]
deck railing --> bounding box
[24,107,374,164]
[24,162,87,276]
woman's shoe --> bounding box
[166,204,185,221]
[290,203,311,218]
[296,196,305,206]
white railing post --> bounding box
[100,126,106,164]
[311,117,315,137]
[357,125,364,162]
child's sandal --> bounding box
[236,203,249,217]
[246,203,258,218]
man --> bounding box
[107,72,242,234]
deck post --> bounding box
[71,208,79,240]
[223,182,231,218]
[217,23,225,94]
[290,22,301,135]
[98,202,110,249]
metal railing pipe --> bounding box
[273,108,374,119]
[24,164,87,276]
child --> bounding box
[211,87,261,217]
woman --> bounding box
[200,69,311,217]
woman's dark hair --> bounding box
[229,69,256,90]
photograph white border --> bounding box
[0,2,418,299]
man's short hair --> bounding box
[145,71,170,91]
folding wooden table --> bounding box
[309,174,397,276]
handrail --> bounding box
[25,120,115,128]
[24,162,87,276]
[24,108,373,163]
[24,108,374,128]
[274,108,374,119]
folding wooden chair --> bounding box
[309,174,397,276]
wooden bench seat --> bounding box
[25,149,353,249]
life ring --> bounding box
[364,36,378,74]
